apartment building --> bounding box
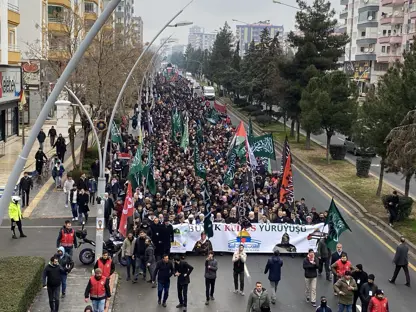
[339,0,416,89]
[235,23,284,57]
[187,26,216,51]
[132,16,143,46]
[1,0,21,64]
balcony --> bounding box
[410,11,416,19]
[357,20,378,28]
[8,1,20,26]
[356,34,378,45]
[380,15,404,25]
[0,45,21,64]
[378,36,390,43]
[48,17,66,32]
[341,0,348,5]
[48,0,71,9]
[48,47,70,60]
[358,0,379,13]
[340,10,348,19]
[355,53,377,61]
[377,54,402,63]
[84,12,98,21]
[337,23,347,32]
[390,35,403,44]
[381,0,406,6]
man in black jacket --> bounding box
[103,193,114,233]
[389,236,410,286]
[133,230,149,282]
[153,254,174,307]
[48,126,57,147]
[42,256,62,312]
[303,249,319,307]
[37,128,46,150]
[161,217,174,256]
[360,274,378,312]
[150,217,164,261]
[19,171,33,208]
[174,255,194,311]
[35,148,48,175]
[352,264,368,312]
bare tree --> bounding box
[385,110,416,197]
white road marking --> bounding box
[337,138,345,142]
[371,164,380,167]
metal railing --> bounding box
[48,17,64,23]
[7,0,19,13]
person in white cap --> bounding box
[9,196,27,239]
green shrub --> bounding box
[0,256,45,312]
[250,110,265,117]
[382,195,414,221]
[243,105,261,113]
[356,157,371,178]
[329,144,347,160]
[255,115,273,125]
[69,168,83,183]
[82,145,99,173]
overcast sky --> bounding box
[134,0,341,46]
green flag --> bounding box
[171,109,181,142]
[248,133,276,160]
[111,121,123,143]
[325,199,351,251]
[144,146,156,195]
[194,145,206,179]
[196,120,203,143]
[248,118,253,138]
[204,212,214,238]
[128,145,143,188]
[180,116,189,152]
[223,149,237,186]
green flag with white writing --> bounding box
[194,145,206,179]
[111,121,123,143]
[144,146,156,195]
[127,145,143,188]
[180,116,189,152]
[325,199,351,251]
[223,148,238,186]
[248,133,276,160]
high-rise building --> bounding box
[338,0,416,89]
[0,0,21,65]
[132,16,143,46]
[235,22,284,57]
[187,26,216,51]
[115,0,134,34]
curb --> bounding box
[226,101,416,259]
[106,273,119,312]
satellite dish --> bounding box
[364,48,369,53]
[369,48,374,53]
[368,16,373,21]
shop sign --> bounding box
[0,66,21,104]
[22,61,40,86]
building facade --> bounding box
[0,65,22,141]
[0,0,21,65]
[235,23,284,57]
[338,0,416,89]
[187,26,216,51]
[132,16,143,46]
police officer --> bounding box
[8,196,26,239]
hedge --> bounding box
[82,145,99,174]
[329,144,347,160]
[0,256,45,312]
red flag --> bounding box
[118,182,133,237]
[214,101,227,114]
[279,154,294,204]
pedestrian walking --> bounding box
[37,128,46,150]
[84,268,111,312]
[133,230,149,282]
[77,189,90,223]
[386,190,399,227]
[94,250,115,278]
[264,249,283,304]
[69,186,78,221]
[8,196,27,239]
[53,134,66,163]
[333,271,357,312]
[48,126,57,147]
[204,251,218,305]
[18,171,33,208]
[368,289,389,312]
[77,173,88,190]
[389,236,411,287]
[331,252,352,295]
[331,244,347,285]
[246,281,271,312]
[122,232,136,281]
[88,177,97,205]
[360,274,378,312]
[63,176,75,208]
[56,220,77,256]
[52,161,65,188]
[56,246,74,297]
[35,149,48,175]
[174,255,194,311]
[153,254,174,307]
[43,256,62,312]
[351,264,368,312]
[316,296,333,312]
[103,193,114,232]
[161,217,174,255]
[232,244,247,296]
[303,248,319,307]
[144,238,157,287]
[317,235,331,281]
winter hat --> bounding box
[356,264,363,271]
[375,289,384,295]
[344,271,351,276]
[368,274,375,280]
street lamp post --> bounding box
[272,0,301,10]
[97,1,194,260]
[0,0,122,226]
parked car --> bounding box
[203,86,216,100]
[344,137,376,157]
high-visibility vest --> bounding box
[89,276,106,299]
[60,229,74,247]
[97,258,112,278]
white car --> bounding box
[203,86,215,100]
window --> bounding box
[360,46,365,52]
[9,29,15,46]
[361,31,366,37]
[374,62,389,71]
[118,6,121,11]
[387,46,391,53]
[117,18,122,24]
[358,11,377,22]
[84,2,96,13]
[48,5,64,19]
[382,46,386,53]
[383,29,387,36]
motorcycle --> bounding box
[76,223,127,266]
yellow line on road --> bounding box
[228,107,416,272]
[23,144,83,218]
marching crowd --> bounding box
[15,74,408,312]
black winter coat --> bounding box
[43,263,62,287]
[175,261,194,285]
[153,260,174,283]
[303,257,319,278]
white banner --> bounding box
[170,223,326,254]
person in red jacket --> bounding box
[56,220,77,256]
[368,289,389,312]
[84,268,111,312]
[94,250,115,278]
[331,253,353,296]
